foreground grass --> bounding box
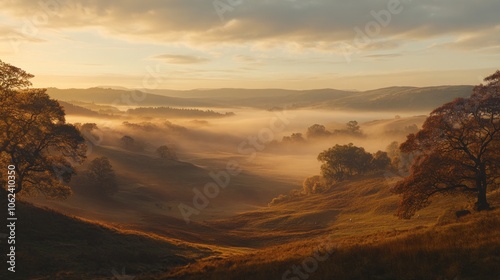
[161,208,500,280]
[0,202,211,280]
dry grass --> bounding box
[155,175,500,280]
[0,202,211,280]
[161,208,500,280]
[13,173,499,279]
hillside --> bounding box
[0,202,211,280]
[46,88,222,108]
[164,208,500,280]
[48,86,474,111]
[159,174,500,279]
[30,144,295,237]
[58,101,102,117]
[20,172,500,279]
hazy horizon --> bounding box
[2,1,499,90]
[47,83,477,92]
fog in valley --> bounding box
[40,99,427,228]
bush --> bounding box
[302,175,329,194]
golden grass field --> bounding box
[7,171,499,279]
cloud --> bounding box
[0,26,46,43]
[153,54,210,64]
[0,0,499,51]
[442,27,500,52]
[232,55,259,63]
[364,53,401,59]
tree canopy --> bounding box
[0,60,86,198]
[318,143,374,181]
[83,156,118,196]
[393,70,500,218]
[156,145,177,160]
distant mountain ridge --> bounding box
[47,85,474,111]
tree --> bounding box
[385,141,400,160]
[346,120,362,136]
[120,135,135,148]
[282,132,306,144]
[306,124,331,139]
[318,143,373,181]
[75,122,102,144]
[385,141,413,173]
[371,151,391,170]
[156,145,177,160]
[0,60,86,199]
[302,175,328,194]
[393,70,500,218]
[84,157,117,195]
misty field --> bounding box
[0,63,499,280]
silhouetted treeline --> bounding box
[127,107,235,118]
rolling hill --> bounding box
[48,85,474,111]
[0,202,211,280]
[21,170,500,279]
[159,174,500,280]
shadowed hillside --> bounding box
[0,202,211,280]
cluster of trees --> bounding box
[126,107,235,118]
[122,120,187,133]
[272,71,499,218]
[307,121,363,139]
[120,135,177,160]
[318,143,391,182]
[281,121,363,145]
[270,143,392,205]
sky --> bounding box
[0,0,499,90]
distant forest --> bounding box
[127,107,235,118]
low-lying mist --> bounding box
[66,108,427,182]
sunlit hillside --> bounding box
[1,1,499,277]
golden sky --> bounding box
[1,0,499,90]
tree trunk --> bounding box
[475,167,490,211]
[475,187,490,211]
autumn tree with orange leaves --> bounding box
[393,70,500,218]
[0,60,86,199]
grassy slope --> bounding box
[159,175,500,279]
[0,202,212,280]
[30,144,296,244]
[11,174,499,279]
[164,210,500,280]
